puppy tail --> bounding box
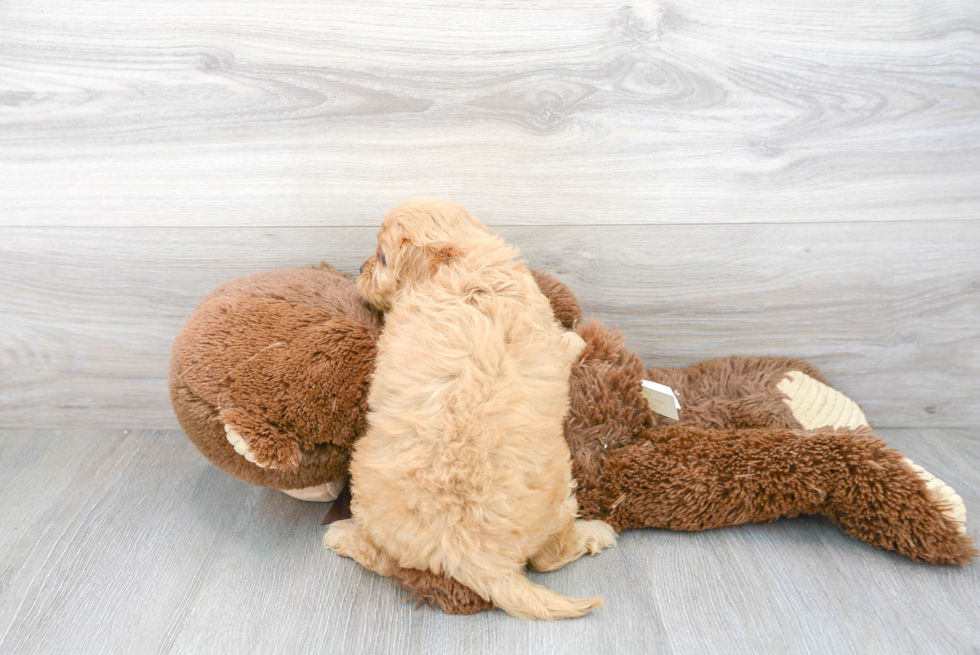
[455,570,602,621]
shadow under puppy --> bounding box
[324,198,616,620]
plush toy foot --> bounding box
[824,436,976,565]
[777,371,868,429]
[324,519,398,577]
[903,457,967,533]
[282,477,347,502]
[529,519,617,572]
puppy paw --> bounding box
[577,519,617,555]
[530,519,617,572]
[323,519,397,575]
[561,331,587,363]
[323,518,358,555]
[904,457,967,533]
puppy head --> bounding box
[357,198,490,309]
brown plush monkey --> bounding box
[170,264,974,615]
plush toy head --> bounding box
[169,264,380,500]
[170,263,581,500]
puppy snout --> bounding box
[360,264,364,274]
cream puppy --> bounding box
[324,198,616,620]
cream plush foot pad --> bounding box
[904,457,968,533]
[282,478,347,502]
[777,370,868,430]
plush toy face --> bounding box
[357,198,491,310]
[170,265,381,496]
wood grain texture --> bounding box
[2,1,978,650]
[2,222,978,429]
[0,428,977,654]
[2,1,979,226]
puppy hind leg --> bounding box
[323,519,398,578]
[529,519,617,572]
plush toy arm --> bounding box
[529,270,583,329]
[220,408,302,469]
[592,425,975,565]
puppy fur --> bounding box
[324,198,616,620]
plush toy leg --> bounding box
[324,519,399,578]
[598,426,976,564]
[595,426,831,532]
[528,520,617,572]
[645,356,834,431]
[902,458,967,532]
[774,370,968,538]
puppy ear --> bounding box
[391,236,416,267]
[428,244,460,268]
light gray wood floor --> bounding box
[1,428,977,654]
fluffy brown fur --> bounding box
[324,199,615,620]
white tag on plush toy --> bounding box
[641,380,681,420]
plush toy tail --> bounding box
[452,570,601,621]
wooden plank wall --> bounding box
[2,0,979,429]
